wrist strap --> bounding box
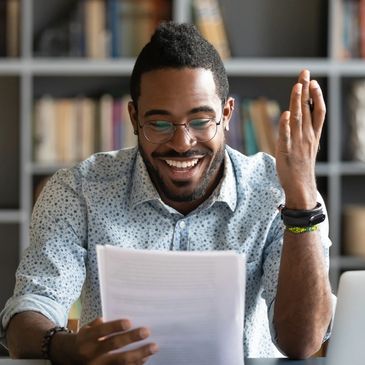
[278,202,326,227]
[286,225,319,234]
[41,326,71,359]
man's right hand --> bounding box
[63,317,159,365]
[6,311,158,365]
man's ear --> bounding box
[223,97,235,131]
[128,101,138,135]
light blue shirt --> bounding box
[0,146,331,357]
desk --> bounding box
[247,359,325,364]
[0,358,326,364]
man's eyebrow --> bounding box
[144,109,171,118]
[189,106,216,114]
[143,105,216,118]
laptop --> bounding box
[326,270,365,365]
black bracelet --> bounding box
[278,202,326,227]
[41,326,72,359]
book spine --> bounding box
[6,0,20,57]
[192,0,231,59]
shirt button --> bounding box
[179,220,186,229]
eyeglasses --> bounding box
[138,117,222,144]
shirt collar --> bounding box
[130,151,161,208]
[130,148,237,212]
[208,149,237,212]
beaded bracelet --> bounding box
[286,224,319,234]
[41,326,72,359]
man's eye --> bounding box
[148,121,172,131]
[189,119,211,129]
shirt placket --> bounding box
[172,219,188,251]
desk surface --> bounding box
[0,358,326,364]
[246,358,324,364]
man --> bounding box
[1,22,333,364]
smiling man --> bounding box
[131,67,228,214]
[1,22,333,364]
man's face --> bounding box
[129,68,233,212]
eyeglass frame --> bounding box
[136,100,227,145]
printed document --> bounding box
[97,246,245,365]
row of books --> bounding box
[335,0,365,59]
[35,0,171,58]
[33,95,137,164]
[0,0,20,58]
[33,93,280,164]
[226,96,280,157]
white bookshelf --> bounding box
[1,0,365,312]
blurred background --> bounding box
[1,0,365,354]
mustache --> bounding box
[151,149,213,159]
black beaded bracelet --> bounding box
[41,326,72,359]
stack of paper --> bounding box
[97,246,245,365]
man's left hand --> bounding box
[275,69,326,210]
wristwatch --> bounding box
[278,202,326,227]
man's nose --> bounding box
[167,125,196,152]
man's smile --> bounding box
[157,156,206,181]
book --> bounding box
[241,99,259,156]
[112,98,122,150]
[33,96,57,163]
[360,0,365,58]
[343,205,365,257]
[85,0,107,58]
[119,0,156,57]
[77,97,96,160]
[6,0,20,58]
[69,0,85,57]
[56,99,78,163]
[0,0,6,57]
[192,0,231,59]
[348,80,365,162]
[100,94,114,152]
[249,98,277,156]
[106,0,120,58]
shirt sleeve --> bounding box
[0,168,87,344]
[261,192,334,353]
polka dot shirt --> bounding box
[0,146,331,357]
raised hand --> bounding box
[275,69,326,210]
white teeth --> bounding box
[165,159,199,168]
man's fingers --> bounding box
[288,83,303,139]
[309,80,326,138]
[98,327,151,354]
[299,69,312,128]
[277,111,291,154]
[84,318,132,341]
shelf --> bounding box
[0,210,25,223]
[28,162,75,175]
[331,255,365,269]
[338,162,365,175]
[1,58,365,77]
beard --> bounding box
[139,143,225,203]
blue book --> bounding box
[107,0,120,58]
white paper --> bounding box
[97,246,245,365]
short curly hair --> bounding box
[130,22,229,106]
